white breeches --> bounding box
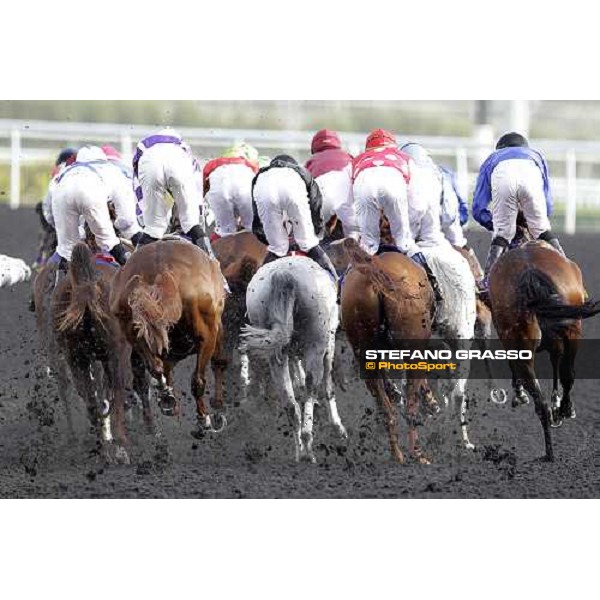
[253,167,319,256]
[491,159,550,241]
[137,143,202,238]
[353,166,419,256]
[205,164,255,236]
[315,166,359,239]
[52,172,119,261]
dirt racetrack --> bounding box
[1,204,599,498]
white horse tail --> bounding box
[241,269,295,356]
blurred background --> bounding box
[2,100,600,232]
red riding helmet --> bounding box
[101,145,122,161]
[365,129,397,151]
[311,129,342,154]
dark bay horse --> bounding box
[110,240,227,437]
[341,240,435,463]
[213,231,267,402]
[489,241,600,461]
[50,243,130,463]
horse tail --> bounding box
[241,269,295,355]
[518,269,600,321]
[341,238,397,301]
[127,272,182,356]
[56,243,108,332]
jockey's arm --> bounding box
[111,177,142,240]
[42,188,55,228]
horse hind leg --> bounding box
[270,354,303,462]
[320,336,347,440]
[558,338,577,421]
[366,378,404,464]
[514,359,554,461]
[451,378,474,451]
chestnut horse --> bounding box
[110,240,226,436]
[489,241,600,461]
[341,240,435,463]
[51,243,130,463]
[213,231,267,403]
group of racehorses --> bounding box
[30,198,600,466]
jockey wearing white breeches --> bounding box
[203,143,259,237]
[52,146,133,266]
[305,129,359,240]
[473,132,564,291]
[133,129,213,257]
[251,154,338,282]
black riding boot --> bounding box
[187,225,216,260]
[262,251,280,266]
[411,252,443,304]
[109,242,130,266]
[538,230,566,257]
[132,231,157,247]
[187,225,230,292]
[479,236,509,294]
[307,245,338,285]
[54,256,68,289]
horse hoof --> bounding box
[490,389,508,405]
[190,427,207,440]
[464,442,475,451]
[210,413,227,433]
[114,445,131,465]
[159,394,178,417]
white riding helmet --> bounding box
[157,127,182,140]
[400,142,436,169]
[76,145,107,163]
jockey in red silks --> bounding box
[305,129,359,240]
[203,142,259,237]
[353,129,442,301]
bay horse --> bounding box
[213,231,267,403]
[489,241,600,461]
[241,256,346,463]
[51,243,130,463]
[110,240,227,437]
[341,239,435,463]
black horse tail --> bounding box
[518,269,600,321]
[56,243,108,332]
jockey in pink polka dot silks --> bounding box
[352,129,442,302]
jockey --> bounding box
[251,154,338,282]
[353,130,442,301]
[132,128,214,258]
[401,143,475,259]
[203,142,259,237]
[473,132,564,292]
[305,129,360,240]
[42,148,78,227]
[51,146,135,277]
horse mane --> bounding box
[128,272,183,356]
[56,243,109,333]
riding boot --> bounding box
[538,230,566,257]
[133,232,158,247]
[307,245,339,286]
[410,251,443,304]
[187,225,230,293]
[187,225,216,259]
[479,236,509,295]
[262,251,280,266]
[54,257,68,289]
[109,242,130,266]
